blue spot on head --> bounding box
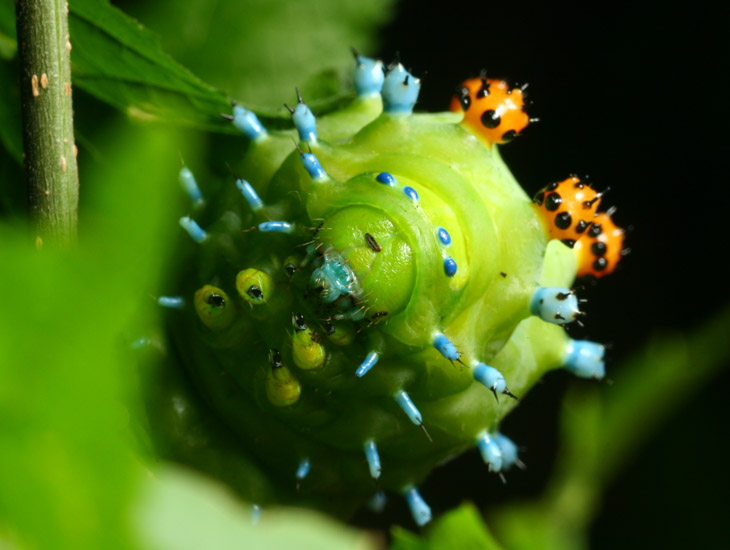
[443,257,457,277]
[437,227,451,246]
[376,172,396,186]
[403,186,419,202]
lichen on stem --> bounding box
[15,0,79,246]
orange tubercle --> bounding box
[451,77,530,145]
[574,212,625,277]
[533,177,603,246]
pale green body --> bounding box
[163,93,577,516]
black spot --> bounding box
[207,293,225,308]
[247,285,264,300]
[588,223,603,237]
[545,193,562,211]
[593,257,608,271]
[284,263,297,277]
[370,311,388,323]
[574,181,584,189]
[592,242,608,256]
[269,348,283,368]
[501,129,517,142]
[533,191,545,205]
[555,212,572,229]
[480,110,501,129]
[365,233,382,252]
[458,87,471,111]
[500,272,507,277]
[476,81,491,98]
[561,238,576,248]
[546,182,559,191]
[555,292,570,301]
[293,313,306,331]
[576,220,589,234]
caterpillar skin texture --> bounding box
[161,53,621,526]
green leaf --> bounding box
[133,465,377,550]
[67,0,233,131]
[391,503,504,550]
[0,120,182,549]
[125,0,397,110]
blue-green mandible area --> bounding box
[152,53,605,527]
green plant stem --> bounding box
[15,0,78,246]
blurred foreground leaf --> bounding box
[135,465,376,550]
[391,503,503,550]
[0,120,180,548]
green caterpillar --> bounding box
[157,51,619,526]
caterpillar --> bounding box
[156,51,625,526]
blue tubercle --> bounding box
[356,351,379,378]
[367,491,387,513]
[236,178,264,211]
[157,296,185,309]
[376,172,396,186]
[232,105,267,141]
[530,286,581,324]
[433,333,459,361]
[472,362,506,394]
[353,53,385,97]
[403,186,419,202]
[363,439,382,480]
[258,221,293,233]
[382,63,421,114]
[443,257,457,277]
[300,153,327,181]
[563,339,605,379]
[179,216,207,243]
[476,431,503,472]
[288,89,318,142]
[250,504,262,525]
[296,458,311,481]
[403,486,432,527]
[394,390,423,426]
[494,433,520,470]
[179,167,204,206]
[437,227,452,246]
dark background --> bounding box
[357,2,730,547]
